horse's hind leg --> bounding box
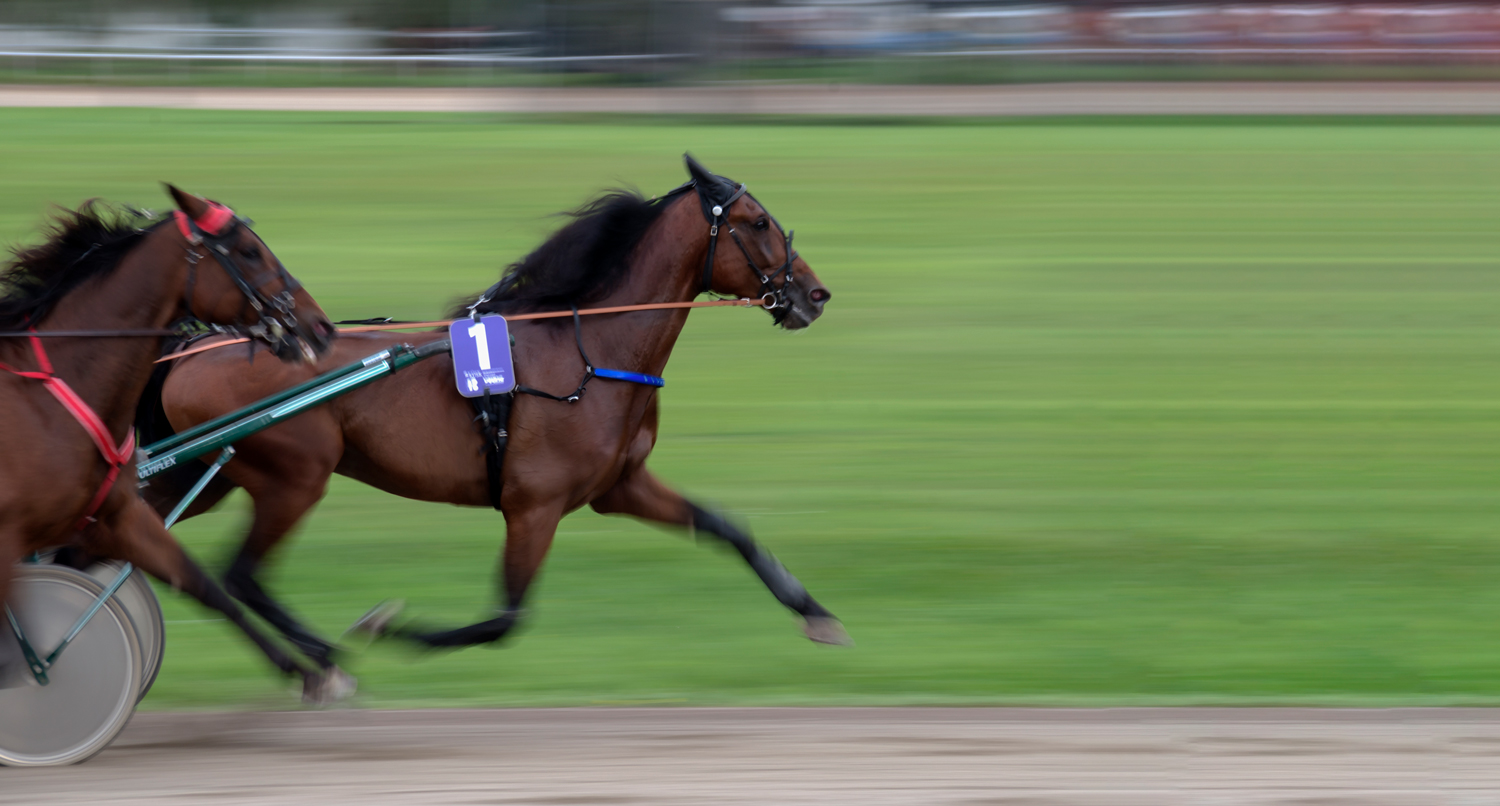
[224,473,339,669]
[165,370,344,670]
[590,466,851,645]
[92,495,353,703]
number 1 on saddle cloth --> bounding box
[450,315,516,397]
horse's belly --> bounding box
[333,379,486,507]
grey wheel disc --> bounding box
[0,565,143,767]
[84,562,164,702]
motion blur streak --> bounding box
[9,708,1500,804]
[5,0,1500,798]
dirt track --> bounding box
[6,82,1500,115]
[7,707,1500,804]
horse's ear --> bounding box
[683,153,736,203]
[163,183,210,220]
[683,153,716,188]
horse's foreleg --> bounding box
[97,496,354,703]
[591,467,851,645]
[380,504,563,649]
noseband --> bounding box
[174,203,305,351]
[693,182,798,310]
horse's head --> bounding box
[165,185,336,362]
[685,155,831,330]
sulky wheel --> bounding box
[83,562,164,702]
[0,564,143,767]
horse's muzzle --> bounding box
[775,274,832,330]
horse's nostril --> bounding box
[809,289,830,304]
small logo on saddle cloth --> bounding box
[450,315,516,398]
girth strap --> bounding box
[470,391,514,511]
[0,333,136,529]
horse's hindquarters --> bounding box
[0,564,143,767]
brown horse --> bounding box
[0,187,351,702]
[141,155,849,666]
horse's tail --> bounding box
[134,343,240,521]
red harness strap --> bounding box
[1,333,136,530]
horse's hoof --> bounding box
[302,666,357,706]
[802,616,854,646]
[345,599,405,642]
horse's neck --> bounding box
[587,198,706,376]
[39,229,186,434]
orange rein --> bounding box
[155,298,762,363]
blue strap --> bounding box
[593,367,665,388]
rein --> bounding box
[154,297,762,363]
[0,328,183,338]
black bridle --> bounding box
[690,181,799,311]
[174,204,312,359]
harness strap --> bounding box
[593,368,665,388]
[513,305,664,403]
[470,391,514,511]
[0,334,135,529]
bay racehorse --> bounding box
[0,186,352,702]
[140,155,849,666]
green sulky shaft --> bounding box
[138,339,450,480]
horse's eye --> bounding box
[754,218,769,231]
[239,246,259,260]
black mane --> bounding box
[0,201,158,329]
[453,188,683,317]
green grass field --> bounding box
[4,108,1500,709]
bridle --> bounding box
[690,181,798,311]
[0,201,314,533]
[173,201,311,359]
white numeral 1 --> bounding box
[468,322,491,370]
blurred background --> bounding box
[3,1,1500,85]
[3,2,1500,713]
